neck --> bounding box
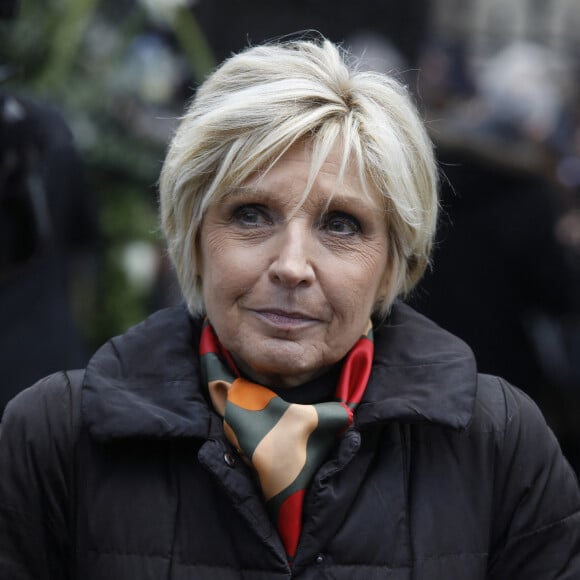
[231,353,332,389]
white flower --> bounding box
[138,0,191,24]
[121,240,160,293]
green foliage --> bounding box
[1,0,214,345]
[90,176,162,344]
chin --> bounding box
[247,354,330,387]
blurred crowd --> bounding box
[1,0,579,471]
[412,39,580,469]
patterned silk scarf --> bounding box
[199,321,374,560]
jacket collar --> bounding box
[356,302,477,430]
[82,302,477,442]
[82,305,211,442]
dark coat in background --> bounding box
[0,94,99,413]
[410,141,580,473]
[411,144,578,394]
[1,303,579,579]
[193,0,429,68]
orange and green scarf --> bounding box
[200,320,374,560]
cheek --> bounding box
[363,245,390,298]
[341,251,388,299]
[201,239,264,309]
[322,266,384,324]
[200,239,230,311]
[202,231,240,281]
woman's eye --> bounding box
[232,205,268,226]
[323,212,362,235]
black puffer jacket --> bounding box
[1,303,579,579]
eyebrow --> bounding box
[223,185,377,210]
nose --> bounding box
[268,222,316,288]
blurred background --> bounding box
[1,0,579,470]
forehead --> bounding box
[237,139,383,211]
[271,139,355,180]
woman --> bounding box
[1,38,579,579]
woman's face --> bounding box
[200,140,390,387]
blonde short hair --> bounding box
[159,37,438,316]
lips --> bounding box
[253,308,321,327]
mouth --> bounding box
[253,309,320,329]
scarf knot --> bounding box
[200,321,374,559]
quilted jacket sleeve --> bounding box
[487,377,580,579]
[0,371,80,580]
